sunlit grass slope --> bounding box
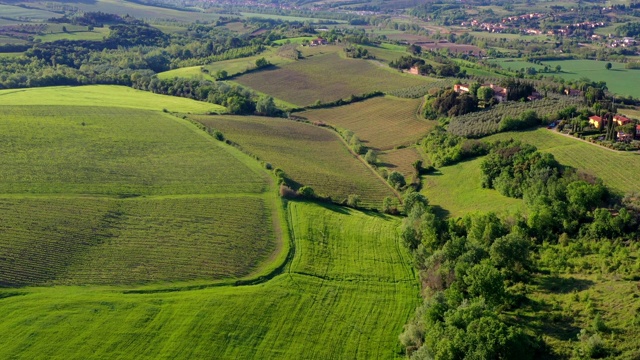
[0,106,265,195]
[301,96,434,150]
[0,202,418,359]
[0,85,224,113]
[423,157,524,217]
[486,128,640,195]
[234,52,434,106]
[192,114,397,208]
[0,195,277,286]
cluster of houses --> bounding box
[460,14,606,37]
[588,114,640,141]
[610,37,637,48]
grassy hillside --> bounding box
[423,157,524,217]
[0,202,418,359]
[0,85,224,114]
[378,147,423,178]
[300,96,434,150]
[35,28,110,42]
[0,106,266,195]
[485,128,640,195]
[234,52,434,106]
[191,115,397,208]
[0,4,60,21]
[157,51,295,81]
[493,59,640,98]
[0,102,282,287]
[0,195,277,286]
[63,0,220,22]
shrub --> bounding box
[387,171,406,189]
[297,186,315,198]
[347,194,361,208]
[364,150,377,165]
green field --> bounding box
[0,106,265,195]
[362,43,412,63]
[0,4,61,21]
[301,96,433,151]
[0,91,289,290]
[191,115,398,208]
[240,12,344,23]
[35,27,109,42]
[0,201,418,359]
[158,51,295,81]
[494,59,640,98]
[0,195,277,286]
[0,35,28,45]
[378,147,423,178]
[273,36,315,45]
[423,157,524,217]
[486,128,640,195]
[0,85,225,113]
[66,0,220,22]
[234,51,434,107]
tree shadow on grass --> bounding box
[311,200,351,215]
[535,275,595,294]
[430,205,450,219]
[515,299,583,343]
[377,162,397,169]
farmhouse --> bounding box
[564,88,583,97]
[487,84,508,102]
[453,83,472,93]
[589,115,603,128]
[589,114,632,129]
[309,38,328,46]
[454,83,508,102]
[614,115,631,126]
[408,66,420,75]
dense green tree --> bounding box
[387,171,406,189]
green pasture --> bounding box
[301,96,433,151]
[240,12,344,23]
[494,59,640,98]
[35,27,109,42]
[67,0,220,22]
[0,106,267,195]
[486,128,640,195]
[362,43,411,63]
[234,52,434,106]
[0,85,225,113]
[0,35,28,45]
[492,58,545,71]
[423,157,524,217]
[158,50,294,81]
[192,115,398,208]
[0,201,418,359]
[543,60,640,98]
[378,147,423,178]
[468,31,549,41]
[273,36,315,45]
[0,195,277,286]
[0,4,60,21]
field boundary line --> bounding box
[284,116,404,203]
[120,116,295,295]
[546,128,640,154]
